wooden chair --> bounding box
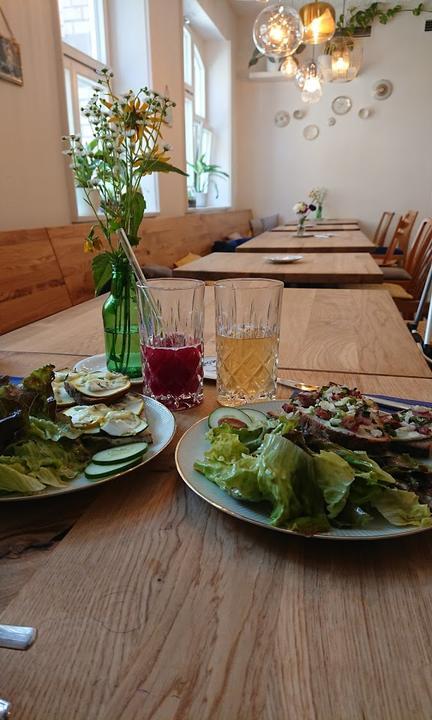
[377,210,418,267]
[379,219,432,318]
[342,219,432,319]
[372,211,394,246]
[0,228,72,334]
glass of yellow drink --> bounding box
[214,278,283,406]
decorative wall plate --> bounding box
[359,107,372,119]
[293,109,305,119]
[372,79,393,101]
[332,96,352,115]
[274,110,290,128]
[303,124,319,141]
[328,116,336,126]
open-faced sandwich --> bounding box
[0,365,153,496]
[282,384,389,449]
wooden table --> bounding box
[274,222,360,232]
[237,230,374,254]
[1,289,428,379]
[2,336,432,718]
[1,292,432,719]
[282,218,359,226]
[173,252,383,286]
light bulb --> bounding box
[299,2,336,45]
[253,2,304,57]
[330,37,363,82]
[296,60,323,103]
[281,54,298,78]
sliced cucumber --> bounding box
[208,407,253,429]
[242,408,269,426]
[84,456,143,480]
[91,442,148,466]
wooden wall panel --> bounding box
[49,209,252,304]
[47,224,97,306]
[0,229,71,334]
[1,211,252,330]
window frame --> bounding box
[183,26,214,195]
[59,0,109,68]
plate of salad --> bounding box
[175,385,432,539]
[0,365,176,501]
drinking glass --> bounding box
[137,279,205,410]
[214,278,283,406]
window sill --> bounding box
[187,206,232,214]
[73,211,161,223]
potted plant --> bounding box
[187,154,229,208]
[62,68,186,378]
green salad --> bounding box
[194,412,432,535]
[0,366,89,494]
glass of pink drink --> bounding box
[137,279,205,410]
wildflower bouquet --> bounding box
[309,187,327,219]
[62,68,186,377]
[62,67,186,294]
[293,201,316,235]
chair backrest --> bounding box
[381,209,418,266]
[406,218,432,299]
[373,211,394,246]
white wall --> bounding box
[0,0,71,230]
[0,0,237,231]
[236,14,432,236]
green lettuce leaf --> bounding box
[313,450,355,518]
[205,426,250,463]
[256,434,329,532]
[194,454,262,501]
[370,488,432,528]
[0,458,45,494]
[334,448,396,486]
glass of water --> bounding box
[214,278,283,406]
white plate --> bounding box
[203,356,217,381]
[0,396,176,502]
[265,255,304,264]
[74,354,143,384]
[175,401,432,541]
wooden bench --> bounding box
[0,228,71,334]
[1,209,252,333]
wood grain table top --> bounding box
[274,222,360,232]
[1,282,432,720]
[0,287,429,382]
[237,230,374,253]
[1,363,432,720]
[173,252,383,285]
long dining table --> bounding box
[237,230,374,254]
[1,289,432,720]
[173,252,383,285]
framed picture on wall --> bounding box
[0,35,23,85]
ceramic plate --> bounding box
[303,124,319,141]
[332,96,352,115]
[74,354,143,384]
[0,396,176,502]
[175,400,432,541]
[265,255,303,264]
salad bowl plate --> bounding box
[0,396,176,503]
[175,401,432,541]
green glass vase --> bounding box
[102,256,142,378]
[316,204,323,220]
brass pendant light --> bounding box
[299,1,336,45]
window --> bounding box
[183,27,213,196]
[58,0,107,63]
